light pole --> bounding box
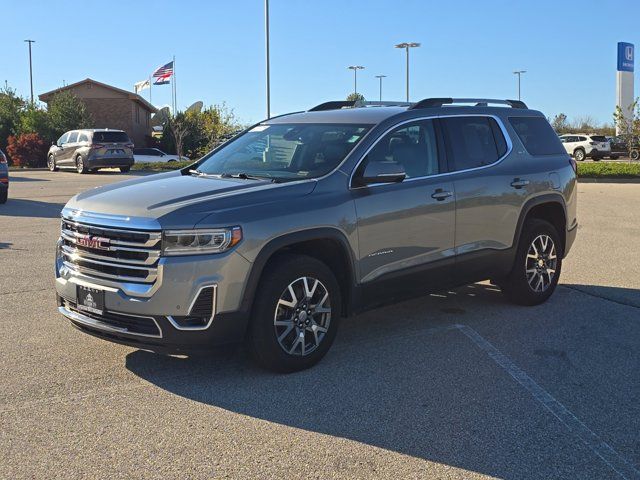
[24,39,35,104]
[395,42,420,102]
[513,70,526,101]
[347,65,365,95]
[375,75,387,102]
[265,0,271,118]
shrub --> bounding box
[6,133,48,167]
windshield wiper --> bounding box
[221,173,277,182]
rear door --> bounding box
[440,115,522,282]
[59,131,79,165]
[352,119,456,291]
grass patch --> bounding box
[131,160,193,172]
[577,162,640,178]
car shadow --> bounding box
[5,175,50,182]
[0,198,65,218]
[125,282,622,478]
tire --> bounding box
[631,150,640,161]
[76,155,87,174]
[592,156,601,162]
[0,188,7,204]
[610,155,619,160]
[120,166,131,173]
[247,254,341,373]
[573,149,585,161]
[501,219,562,306]
[47,155,58,172]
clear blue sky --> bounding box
[1,0,638,125]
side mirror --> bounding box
[356,161,406,186]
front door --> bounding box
[351,119,455,294]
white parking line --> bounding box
[457,324,640,480]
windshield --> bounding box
[195,123,371,181]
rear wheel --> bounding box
[501,219,562,306]
[573,148,585,161]
[0,188,7,204]
[631,150,640,161]
[247,254,341,372]
[47,155,58,172]
[120,166,131,173]
[75,155,87,174]
[610,155,619,160]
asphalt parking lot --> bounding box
[1,171,640,479]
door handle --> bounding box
[431,189,453,201]
[510,178,530,189]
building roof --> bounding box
[39,78,157,113]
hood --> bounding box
[64,171,317,229]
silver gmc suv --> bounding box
[55,98,578,372]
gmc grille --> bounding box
[60,218,161,285]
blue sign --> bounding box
[618,42,634,72]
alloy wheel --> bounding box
[76,156,84,173]
[525,234,557,293]
[48,156,55,171]
[273,276,331,356]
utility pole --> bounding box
[395,42,420,102]
[24,39,35,104]
[513,70,526,101]
[375,75,387,102]
[347,66,365,95]
[265,0,271,118]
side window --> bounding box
[67,132,79,143]
[442,116,501,171]
[578,136,587,142]
[57,133,70,145]
[508,117,566,155]
[356,120,439,180]
[78,133,89,143]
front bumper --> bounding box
[55,243,253,352]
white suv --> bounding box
[559,134,610,161]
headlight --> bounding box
[162,227,242,256]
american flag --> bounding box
[152,61,174,85]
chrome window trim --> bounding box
[166,284,217,331]
[348,113,514,190]
[58,305,163,339]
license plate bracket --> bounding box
[76,285,105,315]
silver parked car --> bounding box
[55,98,578,372]
[47,129,134,173]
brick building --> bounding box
[39,79,157,147]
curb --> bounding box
[578,177,640,184]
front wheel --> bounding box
[631,150,640,161]
[501,219,562,306]
[120,166,131,173]
[573,149,585,161]
[247,254,341,372]
[48,155,58,172]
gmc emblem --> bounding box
[77,234,110,251]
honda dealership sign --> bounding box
[616,42,635,134]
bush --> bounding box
[6,133,48,167]
[577,162,640,178]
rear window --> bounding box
[590,135,607,142]
[442,116,505,171]
[92,131,131,143]
[508,117,566,155]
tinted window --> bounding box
[578,136,587,141]
[67,132,78,143]
[92,131,131,143]
[590,135,607,142]
[442,116,501,171]
[357,120,439,179]
[490,118,508,157]
[509,117,567,155]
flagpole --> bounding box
[148,76,152,104]
[172,55,176,114]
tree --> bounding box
[17,104,56,144]
[346,92,365,104]
[47,91,92,138]
[613,99,640,162]
[550,113,569,134]
[0,86,25,151]
[167,113,190,161]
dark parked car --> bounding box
[47,129,134,174]
[0,148,8,204]
[608,135,640,160]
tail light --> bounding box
[569,156,577,174]
[90,143,105,150]
[125,143,134,149]
[589,141,597,146]
[0,152,6,164]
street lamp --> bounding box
[24,39,35,104]
[395,42,420,102]
[513,70,526,101]
[347,65,365,95]
[375,75,387,103]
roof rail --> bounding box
[410,98,528,110]
[308,100,356,111]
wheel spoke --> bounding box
[287,284,298,305]
[277,324,294,342]
[303,277,318,299]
